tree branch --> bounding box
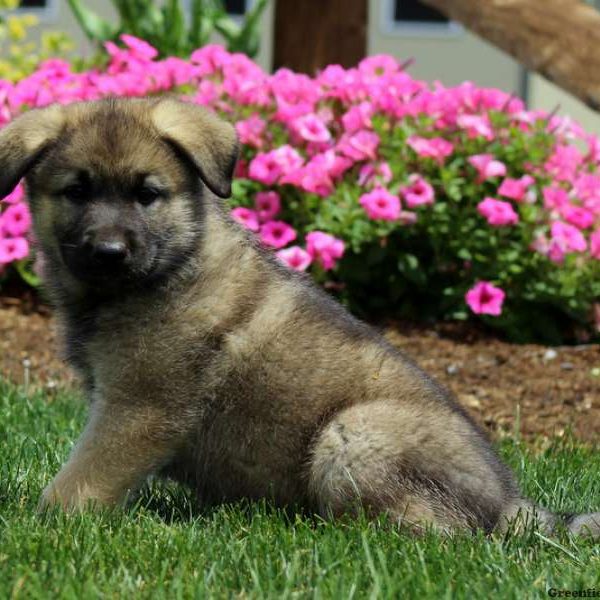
[421,0,600,111]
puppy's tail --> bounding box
[498,499,600,539]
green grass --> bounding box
[0,379,598,599]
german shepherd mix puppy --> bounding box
[0,98,597,537]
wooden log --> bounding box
[273,0,367,74]
[421,0,600,111]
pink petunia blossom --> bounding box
[120,35,158,61]
[248,145,304,185]
[574,174,600,215]
[292,113,331,143]
[456,114,494,140]
[467,154,507,182]
[1,202,31,237]
[341,102,374,133]
[358,162,393,188]
[276,245,312,271]
[559,205,595,230]
[407,135,454,164]
[542,186,569,212]
[358,54,400,79]
[235,114,267,148]
[401,174,435,208]
[280,163,334,197]
[0,236,29,263]
[1,182,24,204]
[359,187,401,221]
[231,207,260,232]
[544,144,583,182]
[260,220,297,249]
[498,175,534,202]
[254,191,281,222]
[550,221,587,253]
[337,130,380,162]
[305,231,345,270]
[465,281,505,316]
[477,197,519,227]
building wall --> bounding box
[367,0,521,92]
[528,75,600,136]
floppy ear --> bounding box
[151,99,239,199]
[0,104,65,199]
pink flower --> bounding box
[477,197,519,226]
[401,174,435,208]
[407,136,454,164]
[309,150,353,179]
[358,54,400,79]
[337,130,379,161]
[235,114,266,148]
[341,102,373,133]
[559,205,595,230]
[550,221,587,253]
[465,281,505,316]
[292,113,331,143]
[276,245,312,271]
[359,187,401,221]
[231,207,260,232]
[457,114,494,140]
[574,174,600,215]
[305,231,345,270]
[544,144,583,182]
[120,35,158,61]
[468,154,507,182]
[542,186,569,211]
[254,191,281,222]
[590,230,600,259]
[498,175,534,202]
[358,162,392,187]
[1,202,31,236]
[280,162,334,197]
[0,236,29,263]
[248,145,304,185]
[1,182,24,204]
[260,220,297,249]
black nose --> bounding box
[90,240,129,264]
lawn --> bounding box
[0,378,598,599]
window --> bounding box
[382,0,462,36]
[394,0,448,24]
[224,0,247,16]
[10,0,57,21]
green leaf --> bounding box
[14,260,40,288]
[66,0,118,43]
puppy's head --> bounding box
[0,97,238,292]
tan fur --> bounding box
[1,98,597,538]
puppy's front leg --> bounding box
[40,401,183,511]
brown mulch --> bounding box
[1,297,598,442]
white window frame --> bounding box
[9,0,59,22]
[380,0,463,38]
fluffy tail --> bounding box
[498,499,600,539]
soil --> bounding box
[1,294,598,443]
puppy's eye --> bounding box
[61,184,89,204]
[136,187,162,206]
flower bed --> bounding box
[1,36,599,342]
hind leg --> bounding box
[308,400,517,534]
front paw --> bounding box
[38,479,104,513]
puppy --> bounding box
[0,97,597,537]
